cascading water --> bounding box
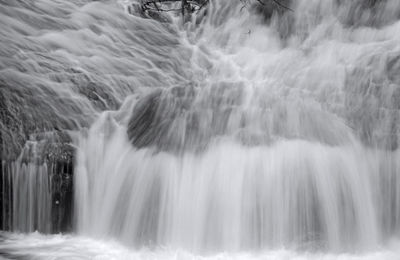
[1,0,400,259]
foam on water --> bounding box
[1,232,400,260]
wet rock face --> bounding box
[0,55,117,233]
[78,82,120,111]
[127,89,164,149]
[127,81,355,152]
[0,0,189,234]
[344,52,400,151]
[252,1,293,20]
[252,0,400,40]
[336,0,400,28]
[0,67,119,233]
[252,0,294,39]
[0,79,88,160]
[127,84,244,152]
[127,86,201,152]
[0,77,77,233]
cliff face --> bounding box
[0,0,184,233]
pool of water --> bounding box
[1,232,400,260]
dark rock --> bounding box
[0,79,86,160]
[127,83,245,152]
[0,79,76,232]
[336,0,400,28]
[344,54,400,150]
[252,0,294,39]
[127,89,163,149]
[78,82,120,111]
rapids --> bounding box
[1,0,400,258]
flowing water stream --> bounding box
[1,0,400,259]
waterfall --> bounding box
[1,0,400,257]
[0,134,73,233]
[73,0,400,252]
[76,114,400,252]
[2,158,52,233]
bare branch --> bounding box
[257,0,293,12]
[139,0,293,19]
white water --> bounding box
[1,0,400,258]
[75,0,400,253]
[1,232,400,260]
[75,111,400,253]
[2,158,52,233]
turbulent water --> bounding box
[1,0,400,259]
[1,232,400,260]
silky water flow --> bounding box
[1,0,400,259]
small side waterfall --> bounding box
[0,134,74,233]
[2,159,52,233]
